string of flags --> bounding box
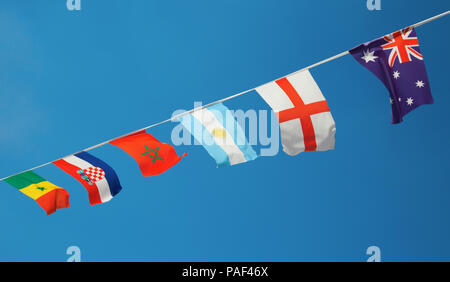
[2,11,449,215]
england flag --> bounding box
[255,70,336,156]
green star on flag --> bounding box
[142,145,164,164]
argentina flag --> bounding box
[179,103,257,167]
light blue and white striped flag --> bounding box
[179,103,257,167]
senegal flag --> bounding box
[4,171,70,215]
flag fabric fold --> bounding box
[4,171,70,215]
[178,103,257,167]
[110,130,186,177]
[255,70,336,156]
[53,151,122,205]
[350,27,433,124]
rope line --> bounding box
[1,10,448,181]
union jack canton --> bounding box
[350,27,433,124]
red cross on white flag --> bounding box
[256,70,336,156]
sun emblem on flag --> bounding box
[381,27,423,68]
[211,128,227,139]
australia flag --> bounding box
[350,27,433,124]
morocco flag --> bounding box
[110,130,187,177]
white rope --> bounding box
[1,10,449,181]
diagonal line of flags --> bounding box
[1,11,449,215]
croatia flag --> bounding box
[53,152,122,205]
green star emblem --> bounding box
[36,186,46,192]
[142,145,164,164]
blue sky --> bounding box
[0,0,449,261]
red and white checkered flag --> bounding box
[84,167,105,183]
